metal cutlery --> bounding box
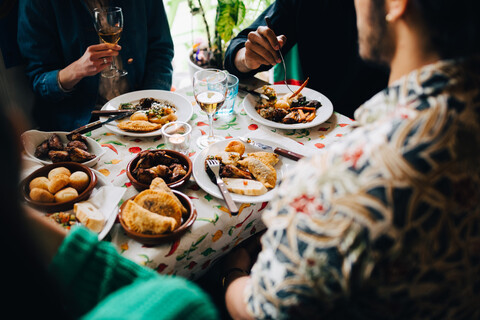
[206,159,239,215]
[66,110,134,139]
[265,16,295,94]
[238,137,305,161]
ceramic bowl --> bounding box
[126,149,192,191]
[21,162,98,213]
[118,190,197,245]
[21,130,105,167]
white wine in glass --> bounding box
[93,7,127,78]
[193,69,227,149]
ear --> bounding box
[385,0,409,22]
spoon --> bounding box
[265,16,295,94]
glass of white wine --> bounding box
[93,7,127,78]
[193,69,228,149]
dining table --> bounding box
[24,82,355,281]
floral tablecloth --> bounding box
[72,87,354,280]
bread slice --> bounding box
[222,178,268,196]
[74,202,105,233]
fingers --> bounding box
[244,26,287,69]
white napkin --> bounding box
[81,186,126,240]
[242,126,321,158]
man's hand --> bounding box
[235,26,287,73]
[58,43,121,90]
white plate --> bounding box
[90,169,117,240]
[100,90,193,137]
[21,130,105,167]
[242,84,334,129]
[192,138,297,203]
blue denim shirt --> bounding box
[17,0,174,131]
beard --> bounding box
[358,0,395,66]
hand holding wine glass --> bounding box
[193,69,228,149]
[93,7,127,78]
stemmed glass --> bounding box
[93,7,127,78]
[193,69,228,149]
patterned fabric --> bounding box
[245,59,480,319]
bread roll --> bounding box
[30,188,55,203]
[48,174,70,194]
[54,187,78,203]
[29,176,50,191]
[48,167,71,180]
[225,140,245,156]
[69,171,90,192]
[74,202,105,233]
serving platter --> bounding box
[192,138,298,203]
[100,90,193,137]
[242,84,334,129]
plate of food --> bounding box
[100,90,193,137]
[192,138,297,203]
[27,166,124,240]
[21,130,105,167]
[242,80,334,129]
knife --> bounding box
[239,137,305,161]
[91,109,133,116]
[66,110,134,139]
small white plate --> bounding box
[242,84,334,129]
[21,130,105,167]
[100,90,193,137]
[192,138,297,203]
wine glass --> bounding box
[93,7,127,78]
[193,69,228,149]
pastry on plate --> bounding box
[245,158,277,189]
[149,177,187,214]
[117,120,162,132]
[133,189,182,226]
[122,200,178,234]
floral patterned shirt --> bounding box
[245,59,480,319]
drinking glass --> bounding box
[93,7,127,78]
[161,121,192,154]
[193,69,227,149]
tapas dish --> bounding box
[100,90,193,137]
[21,130,105,167]
[118,177,196,245]
[193,138,297,203]
[242,84,334,129]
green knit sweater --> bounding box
[49,226,219,319]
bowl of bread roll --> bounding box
[118,177,197,245]
[21,162,97,213]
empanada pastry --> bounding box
[246,152,279,167]
[133,189,182,226]
[117,120,162,132]
[214,151,241,166]
[130,111,149,121]
[246,158,277,189]
[149,177,187,214]
[122,200,178,234]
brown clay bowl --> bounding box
[118,190,197,245]
[21,162,98,213]
[126,149,192,191]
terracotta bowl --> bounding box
[118,190,197,245]
[126,149,192,191]
[21,162,98,213]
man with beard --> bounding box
[224,0,389,118]
[221,0,480,319]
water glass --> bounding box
[161,121,192,154]
[216,73,239,115]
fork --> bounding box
[207,159,239,215]
[265,16,295,94]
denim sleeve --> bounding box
[17,0,72,102]
[142,0,174,90]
